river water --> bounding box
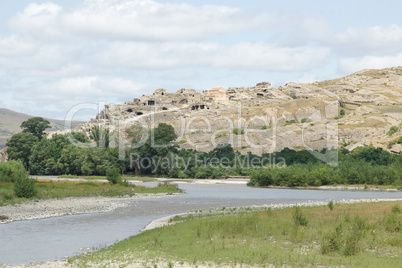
[1,182,401,265]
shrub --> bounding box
[0,160,26,183]
[301,118,313,123]
[293,206,308,226]
[106,168,121,184]
[1,191,14,201]
[388,141,396,149]
[284,120,296,126]
[321,215,368,256]
[232,129,244,135]
[14,172,36,198]
[383,213,401,232]
[387,126,399,136]
[261,125,270,130]
[391,204,401,214]
[328,201,334,211]
[178,170,188,179]
[340,109,345,116]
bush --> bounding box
[321,215,368,256]
[293,206,308,226]
[14,172,36,198]
[301,118,313,123]
[383,213,401,232]
[328,201,334,211]
[232,129,245,135]
[284,120,296,126]
[106,168,121,184]
[391,204,401,214]
[387,126,399,136]
[260,125,270,130]
[0,160,26,183]
[340,109,345,116]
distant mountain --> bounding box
[0,108,83,149]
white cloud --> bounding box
[0,35,36,56]
[213,43,330,71]
[40,76,145,99]
[9,0,272,41]
[97,41,330,71]
[336,25,402,56]
[339,53,402,73]
[7,75,147,119]
[9,2,64,39]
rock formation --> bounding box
[71,67,402,155]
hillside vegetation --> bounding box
[0,108,82,149]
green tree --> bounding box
[20,117,51,139]
[90,125,110,148]
[129,123,178,175]
[151,123,177,145]
[6,133,39,169]
[29,134,71,175]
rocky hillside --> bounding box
[76,67,402,154]
[0,108,82,149]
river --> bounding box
[1,182,401,265]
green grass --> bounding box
[70,201,402,267]
[0,180,181,206]
[58,174,157,182]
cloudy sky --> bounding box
[1,0,402,120]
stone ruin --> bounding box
[80,82,292,129]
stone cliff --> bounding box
[75,67,402,154]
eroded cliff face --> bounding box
[73,67,402,154]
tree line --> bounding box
[4,117,402,188]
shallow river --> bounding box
[1,182,401,265]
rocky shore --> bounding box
[0,193,180,224]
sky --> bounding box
[1,0,402,120]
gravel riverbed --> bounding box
[0,193,180,224]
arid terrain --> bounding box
[73,67,402,155]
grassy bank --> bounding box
[0,180,181,206]
[58,174,158,182]
[70,201,402,267]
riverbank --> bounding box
[68,199,402,268]
[34,175,401,191]
[142,198,402,230]
[0,193,180,224]
[5,198,401,268]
